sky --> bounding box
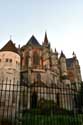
[0,0,83,79]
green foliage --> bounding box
[21,114,83,125]
[18,95,83,125]
[38,99,56,115]
[37,99,73,115]
[17,106,83,125]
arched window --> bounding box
[33,52,40,65]
[25,53,29,66]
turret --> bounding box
[42,32,51,69]
[51,48,59,73]
[72,52,82,83]
[59,51,68,79]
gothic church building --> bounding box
[20,33,82,110]
[21,32,82,89]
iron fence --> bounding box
[0,81,83,125]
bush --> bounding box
[37,99,73,115]
[38,99,56,115]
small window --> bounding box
[6,58,8,62]
[10,59,12,63]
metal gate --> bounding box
[0,81,83,125]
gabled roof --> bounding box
[0,40,19,54]
[26,35,41,48]
[66,58,73,67]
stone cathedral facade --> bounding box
[20,33,82,110]
[21,33,82,89]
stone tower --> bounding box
[59,51,68,78]
[42,32,51,69]
[0,39,20,118]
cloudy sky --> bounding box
[0,0,83,79]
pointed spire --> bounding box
[44,32,48,45]
[60,51,66,58]
[72,51,76,56]
[55,48,56,52]
[72,51,76,59]
[55,48,58,54]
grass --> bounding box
[0,113,83,125]
[1,109,82,125]
[18,112,83,125]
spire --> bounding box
[44,32,48,45]
[55,48,58,55]
[60,51,66,58]
[72,51,76,57]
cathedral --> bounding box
[20,32,82,110]
[21,32,82,90]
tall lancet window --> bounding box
[33,52,40,65]
[25,53,29,66]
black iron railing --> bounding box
[0,81,83,125]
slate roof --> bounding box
[66,58,73,67]
[26,35,41,48]
[0,40,19,54]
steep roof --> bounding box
[66,58,73,67]
[0,40,19,54]
[26,35,41,48]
